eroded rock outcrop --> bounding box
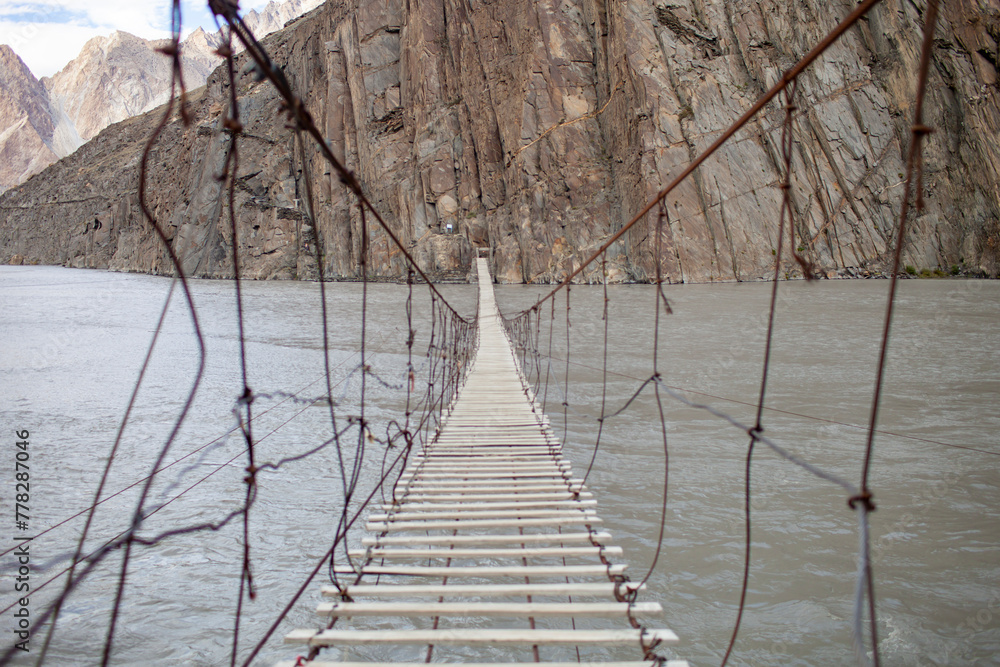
[1,0,997,282]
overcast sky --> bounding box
[0,0,272,79]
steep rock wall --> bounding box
[1,0,997,281]
[0,46,64,192]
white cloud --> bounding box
[0,21,99,78]
[0,0,248,78]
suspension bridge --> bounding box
[0,0,950,663]
[279,257,687,666]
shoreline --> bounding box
[3,261,996,286]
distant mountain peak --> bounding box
[0,0,324,193]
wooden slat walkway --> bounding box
[279,258,687,667]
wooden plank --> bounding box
[431,437,554,441]
[442,423,545,428]
[424,447,557,453]
[368,508,596,521]
[366,516,601,531]
[402,472,578,481]
[399,481,585,490]
[286,627,678,646]
[348,545,623,558]
[331,564,626,577]
[408,461,570,469]
[413,465,573,475]
[279,661,689,667]
[399,492,594,502]
[406,467,568,474]
[316,600,663,618]
[433,429,552,434]
[361,532,612,546]
[427,437,552,442]
[404,464,567,471]
[429,438,555,443]
[398,471,570,480]
[394,488,587,497]
[422,450,559,456]
[322,581,645,598]
[415,451,556,457]
[408,460,563,468]
[379,499,597,511]
[410,457,562,464]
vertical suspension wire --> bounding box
[293,130,347,519]
[425,295,439,447]
[531,306,543,392]
[294,130,347,594]
[96,3,206,661]
[542,297,556,415]
[531,307,541,391]
[721,78,799,667]
[562,285,572,449]
[854,3,940,665]
[390,267,416,506]
[639,199,673,589]
[582,256,611,484]
[339,200,372,575]
[216,19,260,664]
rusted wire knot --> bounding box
[612,575,638,604]
[640,628,664,659]
[223,117,244,134]
[214,44,233,59]
[748,425,764,440]
[208,0,240,18]
[156,42,179,57]
[238,386,254,405]
[848,491,876,512]
[911,124,934,136]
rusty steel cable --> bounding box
[854,1,941,663]
[98,2,207,661]
[721,78,800,667]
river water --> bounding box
[0,265,997,666]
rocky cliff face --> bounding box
[0,46,68,192]
[1,0,997,282]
